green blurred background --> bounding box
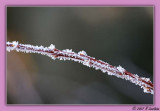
[7,7,153,104]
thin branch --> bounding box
[6,41,154,94]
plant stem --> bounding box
[6,41,154,94]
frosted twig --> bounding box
[6,41,154,94]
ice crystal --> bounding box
[62,49,73,53]
[78,50,87,56]
[117,65,125,74]
[141,77,150,82]
[48,44,55,50]
[143,88,149,93]
[83,60,91,67]
[151,90,154,94]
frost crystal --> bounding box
[48,44,55,50]
[62,49,73,53]
[78,50,87,56]
[151,90,154,94]
[143,88,148,93]
[117,65,125,74]
[141,77,150,82]
[83,60,91,67]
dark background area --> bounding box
[7,7,153,104]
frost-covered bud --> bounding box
[7,41,18,52]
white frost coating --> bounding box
[143,88,148,93]
[117,65,125,73]
[7,41,18,52]
[62,49,73,53]
[83,60,91,67]
[151,90,154,94]
[141,77,150,82]
[78,50,87,56]
[48,44,55,50]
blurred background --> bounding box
[7,7,153,104]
